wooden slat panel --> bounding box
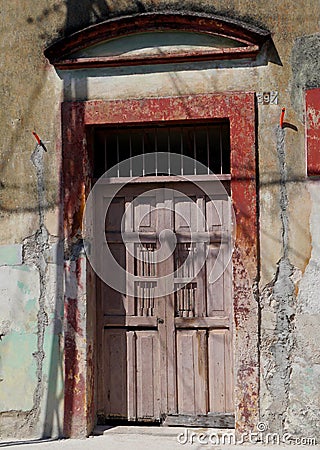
[101,243,126,315]
[175,231,228,243]
[104,316,158,327]
[104,329,127,417]
[105,196,125,231]
[176,330,208,415]
[206,244,225,313]
[224,330,234,412]
[194,330,208,414]
[125,198,135,316]
[174,195,197,232]
[206,198,225,230]
[136,331,161,419]
[133,195,156,232]
[223,259,232,316]
[176,330,196,414]
[175,316,229,328]
[163,413,235,428]
[99,182,234,425]
[208,329,233,413]
[205,197,232,315]
[127,331,137,420]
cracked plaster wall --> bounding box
[0,0,319,442]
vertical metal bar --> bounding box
[191,286,195,317]
[150,286,154,315]
[206,128,210,175]
[116,135,120,177]
[152,245,155,276]
[220,125,223,174]
[142,133,145,177]
[155,128,158,176]
[129,135,132,177]
[180,129,183,176]
[168,129,171,175]
[183,287,187,317]
[193,129,197,175]
[104,136,107,173]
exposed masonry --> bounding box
[20,144,49,432]
[291,34,320,121]
[260,126,296,433]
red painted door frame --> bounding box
[62,92,259,437]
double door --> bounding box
[96,181,234,426]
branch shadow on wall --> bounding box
[40,1,287,440]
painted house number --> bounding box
[256,91,279,105]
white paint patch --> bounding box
[0,265,40,333]
[297,182,320,313]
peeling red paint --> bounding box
[45,12,270,68]
[306,88,320,177]
[65,298,83,336]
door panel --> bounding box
[136,331,161,419]
[97,182,234,425]
[176,329,208,415]
[104,329,127,417]
[208,329,234,413]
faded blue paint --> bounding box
[0,244,22,266]
[17,280,32,295]
[71,31,245,59]
[0,331,37,411]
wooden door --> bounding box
[96,182,234,427]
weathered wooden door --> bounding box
[96,181,234,426]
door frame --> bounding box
[62,92,258,437]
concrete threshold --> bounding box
[93,424,235,437]
[1,427,317,449]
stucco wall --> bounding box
[0,0,319,442]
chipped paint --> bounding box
[62,92,258,437]
[306,88,320,176]
[1,0,320,443]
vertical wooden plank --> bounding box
[223,253,232,316]
[206,245,225,314]
[176,330,208,415]
[224,330,234,412]
[95,277,105,414]
[136,331,161,419]
[163,190,177,414]
[104,329,127,417]
[194,330,208,414]
[125,196,135,316]
[222,198,233,317]
[174,195,197,231]
[105,196,125,232]
[176,330,195,414]
[206,197,224,230]
[208,330,226,413]
[155,188,169,414]
[195,196,206,317]
[127,331,137,420]
[206,196,229,315]
[134,195,156,232]
[102,243,127,316]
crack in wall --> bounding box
[260,126,296,433]
[20,144,49,432]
